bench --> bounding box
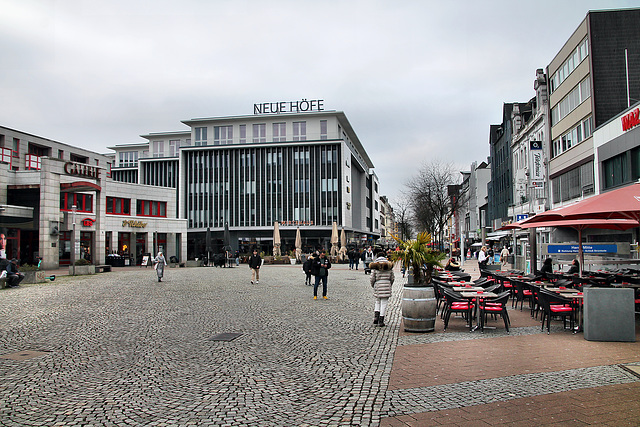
[96,264,112,273]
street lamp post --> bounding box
[71,204,77,276]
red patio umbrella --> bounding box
[522,183,640,223]
[504,218,639,277]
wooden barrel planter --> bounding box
[402,285,437,332]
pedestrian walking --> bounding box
[153,252,167,282]
[248,249,262,284]
[312,251,331,300]
[302,253,315,286]
[499,246,509,268]
[369,252,394,327]
[348,249,355,270]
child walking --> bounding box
[369,251,395,327]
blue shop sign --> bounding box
[548,244,618,254]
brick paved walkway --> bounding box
[381,260,640,426]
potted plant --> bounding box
[391,232,446,286]
[390,232,446,333]
[69,258,96,275]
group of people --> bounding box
[540,257,580,277]
[301,251,332,299]
[346,247,375,270]
[477,245,511,269]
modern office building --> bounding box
[0,126,187,270]
[109,106,381,257]
[547,8,640,207]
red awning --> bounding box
[522,183,640,223]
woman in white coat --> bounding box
[369,252,395,327]
[154,251,167,282]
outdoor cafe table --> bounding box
[559,292,584,333]
[435,275,468,283]
[460,291,499,332]
[453,286,484,292]
[436,280,472,288]
[546,287,579,293]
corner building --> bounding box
[110,108,381,258]
[0,126,187,270]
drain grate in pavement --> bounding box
[620,364,640,378]
[210,333,243,342]
[0,350,50,361]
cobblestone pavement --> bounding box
[2,264,640,426]
[0,264,401,426]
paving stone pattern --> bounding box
[1,265,639,426]
[0,265,401,426]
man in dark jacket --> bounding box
[248,249,262,284]
[6,258,24,288]
[312,251,331,300]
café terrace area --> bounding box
[383,260,640,426]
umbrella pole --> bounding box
[578,228,584,278]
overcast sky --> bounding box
[1,0,638,202]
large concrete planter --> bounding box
[23,270,46,284]
[402,285,437,333]
[69,265,96,276]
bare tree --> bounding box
[392,195,413,241]
[405,160,466,248]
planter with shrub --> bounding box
[69,259,96,276]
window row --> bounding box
[551,116,593,158]
[119,151,138,167]
[551,161,594,204]
[194,120,329,146]
[551,76,591,126]
[602,147,640,190]
[550,38,589,94]
[60,194,166,217]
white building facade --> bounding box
[109,105,381,257]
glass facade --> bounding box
[185,144,341,229]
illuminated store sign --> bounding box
[621,108,640,132]
[254,99,324,115]
[122,220,147,228]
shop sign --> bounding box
[621,108,640,132]
[82,218,95,227]
[254,98,324,115]
[528,140,544,181]
[122,220,148,228]
[280,220,314,226]
[64,161,100,180]
[547,244,617,254]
